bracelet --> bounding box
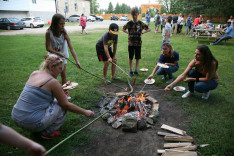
[196,77,199,82]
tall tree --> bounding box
[90,0,99,14]
[107,2,114,14]
[115,3,121,14]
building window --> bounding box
[32,0,36,4]
[74,2,78,11]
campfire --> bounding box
[100,91,160,132]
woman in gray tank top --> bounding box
[12,54,94,139]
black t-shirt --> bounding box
[96,32,118,48]
[172,15,178,23]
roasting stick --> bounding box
[66,58,127,91]
[111,62,130,78]
[146,89,165,92]
[140,83,147,92]
[45,105,115,155]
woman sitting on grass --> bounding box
[148,42,179,84]
[11,54,94,139]
[165,45,219,100]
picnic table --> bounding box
[195,29,223,43]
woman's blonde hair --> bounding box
[162,42,175,57]
[40,54,63,71]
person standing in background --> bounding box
[171,13,178,35]
[161,13,167,33]
[80,13,88,35]
[185,14,192,36]
[154,12,161,33]
[146,12,151,26]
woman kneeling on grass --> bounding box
[148,42,179,84]
[11,54,94,139]
[165,45,219,100]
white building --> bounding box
[0,0,56,23]
[0,0,90,23]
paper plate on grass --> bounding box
[157,63,169,68]
[173,86,186,92]
[140,68,148,72]
[63,82,78,90]
[144,78,155,85]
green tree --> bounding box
[107,2,114,14]
[114,3,121,14]
[90,0,99,14]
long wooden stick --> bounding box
[45,105,115,155]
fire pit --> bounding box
[99,91,160,132]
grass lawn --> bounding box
[0,23,234,155]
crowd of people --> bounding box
[1,8,233,155]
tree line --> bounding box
[91,0,234,17]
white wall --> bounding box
[0,0,30,11]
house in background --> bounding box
[0,0,56,23]
[57,0,90,18]
[0,0,90,23]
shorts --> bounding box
[155,22,160,26]
[128,46,141,60]
[82,26,86,30]
[172,23,178,30]
[96,45,113,62]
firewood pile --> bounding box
[100,91,160,132]
[157,124,198,156]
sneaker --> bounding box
[210,43,213,45]
[202,91,210,100]
[65,91,71,100]
[166,78,174,84]
[41,131,60,139]
[182,91,192,98]
[162,76,167,80]
[134,71,139,77]
[103,78,111,84]
[129,71,134,77]
[112,76,121,80]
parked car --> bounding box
[90,15,100,21]
[66,15,80,22]
[0,18,25,30]
[97,16,104,21]
[120,15,129,21]
[111,15,119,21]
[87,16,96,22]
[21,17,44,28]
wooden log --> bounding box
[146,96,158,104]
[158,131,181,137]
[152,103,159,111]
[157,145,197,155]
[164,135,194,142]
[170,145,197,151]
[116,92,128,97]
[164,142,192,148]
[157,149,165,154]
[161,124,186,136]
[162,150,197,156]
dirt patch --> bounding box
[73,82,190,156]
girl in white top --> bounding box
[46,14,81,99]
[46,14,81,84]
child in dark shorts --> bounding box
[96,23,120,82]
[122,7,151,77]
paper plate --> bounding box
[144,78,155,85]
[173,86,186,92]
[157,63,169,68]
[63,82,78,90]
[140,68,148,72]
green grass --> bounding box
[0,23,234,155]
